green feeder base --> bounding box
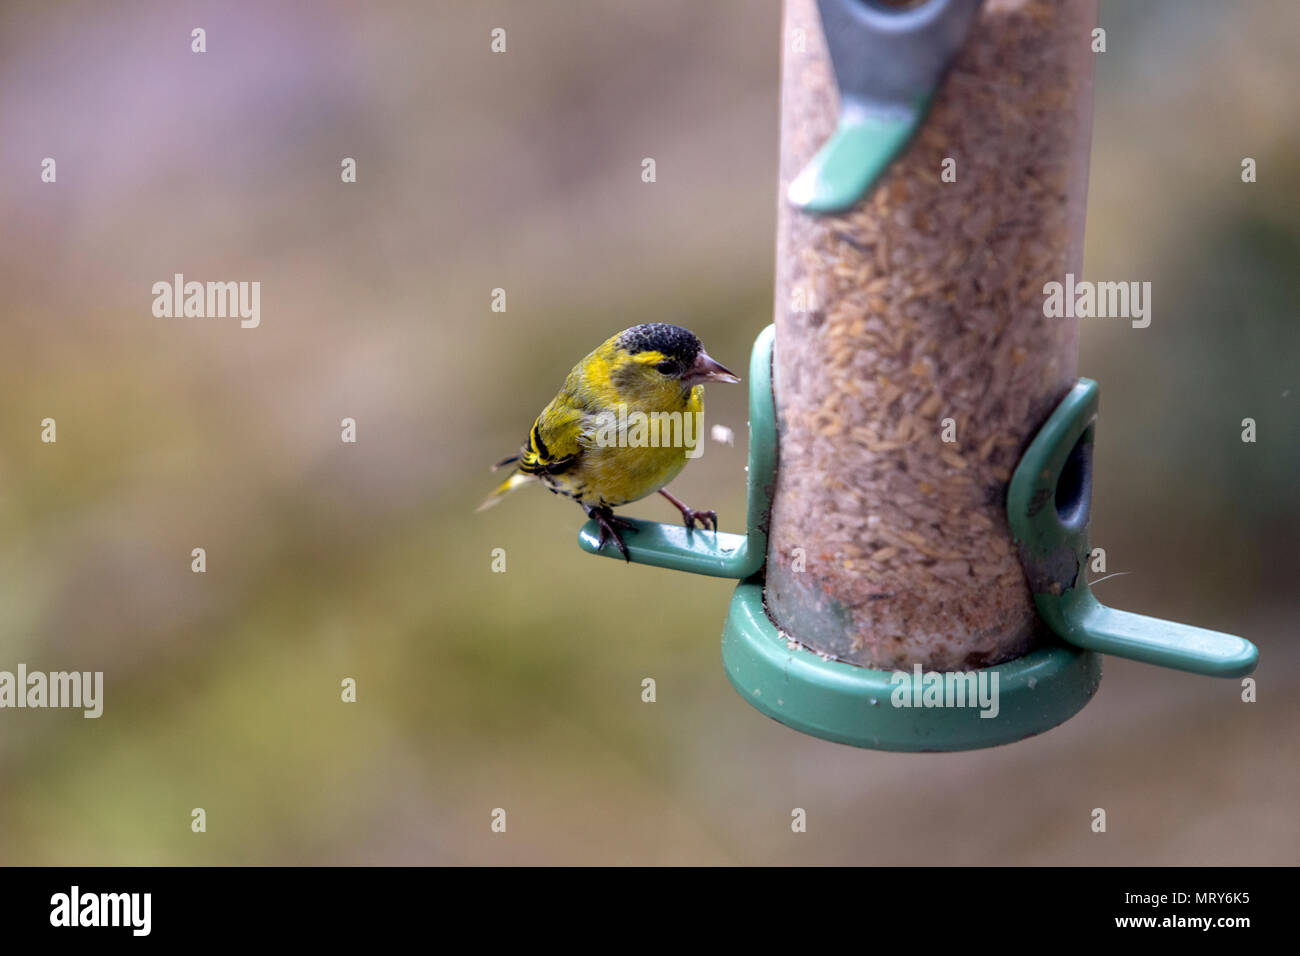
[722,578,1102,752]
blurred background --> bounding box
[0,0,1295,864]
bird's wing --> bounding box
[517,395,592,476]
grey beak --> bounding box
[683,349,741,386]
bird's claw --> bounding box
[589,506,637,562]
[658,489,719,534]
[680,508,718,533]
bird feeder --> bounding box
[580,0,1257,750]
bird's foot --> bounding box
[674,503,718,532]
[658,488,718,533]
[587,505,638,562]
[678,507,718,533]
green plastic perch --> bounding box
[1006,378,1258,679]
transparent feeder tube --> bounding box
[765,0,1098,670]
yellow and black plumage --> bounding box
[479,323,740,560]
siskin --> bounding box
[479,323,740,560]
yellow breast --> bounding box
[550,386,704,507]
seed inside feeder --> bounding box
[765,0,1096,671]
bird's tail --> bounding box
[476,458,533,512]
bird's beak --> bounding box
[683,349,741,386]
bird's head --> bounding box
[601,323,740,405]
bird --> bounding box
[478,322,741,560]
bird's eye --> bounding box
[655,360,678,376]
